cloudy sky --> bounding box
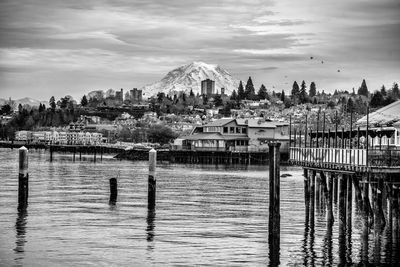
[0,0,399,101]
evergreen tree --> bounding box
[281,90,285,102]
[357,79,369,97]
[189,89,195,97]
[300,80,307,103]
[214,94,223,107]
[347,98,354,113]
[291,81,300,99]
[244,77,255,99]
[237,81,245,100]
[309,82,316,98]
[392,82,399,99]
[380,85,387,96]
[257,84,268,100]
[81,95,88,106]
[230,90,238,101]
[370,91,384,108]
[49,96,56,111]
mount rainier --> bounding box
[141,62,239,97]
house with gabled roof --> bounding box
[178,118,289,152]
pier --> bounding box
[288,110,400,265]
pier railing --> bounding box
[290,147,367,166]
[290,147,400,169]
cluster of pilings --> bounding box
[303,169,400,265]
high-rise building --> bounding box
[201,79,215,96]
[130,88,143,102]
[115,89,123,102]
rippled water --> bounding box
[0,148,398,266]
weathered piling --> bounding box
[73,147,76,162]
[346,174,353,232]
[339,174,347,233]
[18,147,29,210]
[94,146,97,162]
[268,142,281,266]
[338,174,347,264]
[50,145,53,162]
[310,170,316,226]
[109,178,118,205]
[148,149,157,209]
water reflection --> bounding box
[14,209,28,265]
[146,208,156,243]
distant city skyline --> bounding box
[0,0,399,101]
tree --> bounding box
[300,80,307,103]
[237,81,245,100]
[81,95,88,106]
[347,98,354,113]
[370,91,384,108]
[0,104,12,115]
[230,89,238,101]
[257,84,268,100]
[49,96,56,111]
[309,82,316,98]
[189,89,195,97]
[291,81,300,102]
[147,124,178,145]
[244,77,255,99]
[392,82,399,99]
[380,85,387,97]
[214,94,223,107]
[281,90,285,102]
[357,79,369,97]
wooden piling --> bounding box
[320,171,333,225]
[148,149,157,209]
[346,174,353,235]
[316,173,321,212]
[310,170,316,225]
[339,174,347,233]
[73,147,76,162]
[18,147,29,210]
[268,142,281,266]
[109,178,117,204]
[94,146,97,162]
[50,145,53,162]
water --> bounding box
[0,148,398,266]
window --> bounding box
[223,127,228,133]
[242,128,247,134]
[236,127,241,134]
[230,127,235,134]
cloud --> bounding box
[0,0,399,100]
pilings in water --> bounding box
[268,142,281,266]
[18,147,29,211]
[302,168,400,264]
[109,178,118,205]
[148,149,157,209]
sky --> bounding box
[0,0,399,101]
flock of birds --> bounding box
[273,56,342,89]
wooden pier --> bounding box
[288,110,400,265]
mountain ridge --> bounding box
[141,61,239,97]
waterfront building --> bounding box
[176,118,289,152]
[15,130,103,145]
[356,100,400,147]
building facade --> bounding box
[201,79,215,96]
[176,118,289,152]
[15,130,103,145]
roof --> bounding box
[357,100,400,127]
[184,132,249,141]
[204,118,235,127]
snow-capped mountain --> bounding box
[141,61,239,97]
[0,97,49,110]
